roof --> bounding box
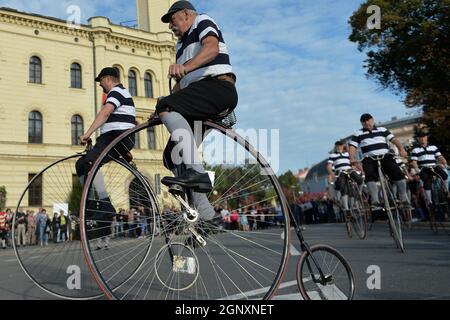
[0,7,89,27]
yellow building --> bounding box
[0,1,179,213]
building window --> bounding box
[135,131,141,149]
[113,67,121,82]
[71,63,82,88]
[71,115,84,146]
[144,73,153,98]
[147,126,156,150]
[28,174,42,206]
[128,70,137,96]
[129,178,152,209]
[29,56,42,84]
[28,111,43,144]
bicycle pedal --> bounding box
[188,226,207,247]
[168,184,184,195]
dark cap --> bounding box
[335,140,345,146]
[416,131,429,138]
[95,67,119,82]
[161,1,196,23]
[360,113,373,122]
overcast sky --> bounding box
[1,0,418,174]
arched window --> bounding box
[135,131,141,149]
[28,173,42,206]
[147,126,156,150]
[113,67,121,82]
[128,70,137,96]
[144,72,153,98]
[28,111,43,143]
[71,115,84,145]
[29,56,42,84]
[71,63,82,88]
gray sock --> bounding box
[93,171,109,200]
[394,180,408,202]
[192,192,216,220]
[341,195,349,211]
[161,112,205,174]
[367,182,380,205]
[425,190,432,204]
[172,169,215,221]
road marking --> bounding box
[307,285,347,300]
[290,245,301,256]
[219,280,299,300]
[272,293,303,300]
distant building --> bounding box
[0,1,179,212]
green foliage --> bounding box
[278,171,300,204]
[207,163,278,210]
[67,179,82,216]
[0,186,6,211]
[349,0,450,157]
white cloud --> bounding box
[0,0,135,24]
[0,0,411,173]
[192,0,409,173]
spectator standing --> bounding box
[16,208,27,247]
[27,210,37,245]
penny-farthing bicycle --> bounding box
[78,81,355,300]
[12,143,155,299]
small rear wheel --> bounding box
[296,245,355,300]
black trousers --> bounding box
[420,166,448,190]
[156,77,238,171]
[76,130,135,179]
[335,170,364,195]
[362,154,404,182]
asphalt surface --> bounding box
[1,222,449,300]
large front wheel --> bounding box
[80,120,291,300]
[348,183,368,240]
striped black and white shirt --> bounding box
[176,14,233,89]
[410,145,442,168]
[101,84,136,136]
[328,152,352,173]
[350,126,394,158]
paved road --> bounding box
[1,222,449,300]
[276,222,450,300]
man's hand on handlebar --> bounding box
[352,161,363,173]
[79,134,92,146]
[168,64,187,80]
[399,149,408,158]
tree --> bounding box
[0,186,6,211]
[278,170,300,204]
[67,180,82,216]
[349,0,450,157]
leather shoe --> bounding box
[162,169,212,193]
